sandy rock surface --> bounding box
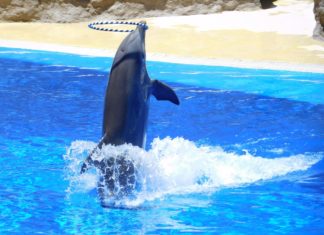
[0,0,323,72]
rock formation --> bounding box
[260,0,276,9]
[0,0,261,22]
[314,0,324,40]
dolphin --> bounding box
[80,22,179,198]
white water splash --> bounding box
[63,137,322,207]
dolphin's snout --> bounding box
[137,21,148,37]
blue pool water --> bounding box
[0,47,323,234]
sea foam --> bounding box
[63,137,322,207]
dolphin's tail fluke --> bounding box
[151,80,180,105]
[80,137,137,199]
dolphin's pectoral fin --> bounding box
[80,134,107,174]
[151,80,180,105]
[80,158,102,174]
[80,160,91,174]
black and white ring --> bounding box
[88,21,148,33]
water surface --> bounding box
[0,47,323,234]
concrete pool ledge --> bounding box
[0,0,323,73]
[1,39,324,74]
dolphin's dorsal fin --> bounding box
[151,80,180,105]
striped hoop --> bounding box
[88,20,148,33]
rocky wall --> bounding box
[0,0,260,22]
[314,0,324,39]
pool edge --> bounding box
[1,39,324,74]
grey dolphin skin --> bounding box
[80,22,179,199]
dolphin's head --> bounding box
[112,21,148,68]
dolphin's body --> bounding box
[80,22,179,199]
